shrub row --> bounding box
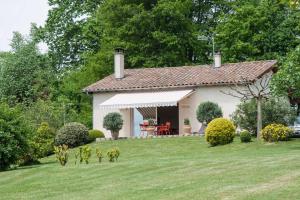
[54,145,120,166]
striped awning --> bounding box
[99,90,193,109]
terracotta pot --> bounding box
[146,126,155,136]
[111,131,119,140]
[183,125,191,135]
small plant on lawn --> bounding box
[103,112,123,140]
[88,130,105,142]
[240,130,252,143]
[82,146,92,164]
[96,148,104,163]
[55,122,89,147]
[205,118,236,146]
[107,147,120,162]
[261,124,293,142]
[54,145,69,166]
[79,147,83,163]
[75,151,79,165]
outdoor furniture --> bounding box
[139,124,148,137]
[157,122,171,135]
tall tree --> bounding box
[271,45,300,113]
[41,0,103,68]
[215,0,300,62]
[0,30,54,105]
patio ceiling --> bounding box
[99,90,193,109]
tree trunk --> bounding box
[257,97,262,139]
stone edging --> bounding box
[96,134,204,142]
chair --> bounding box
[140,121,149,137]
[157,122,171,135]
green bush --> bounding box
[196,101,223,124]
[54,145,69,166]
[261,124,293,142]
[240,130,252,143]
[232,98,296,135]
[0,103,30,170]
[103,112,123,140]
[107,147,120,162]
[31,122,55,159]
[88,130,105,142]
[205,118,236,146]
[55,122,89,147]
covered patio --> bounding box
[99,90,194,136]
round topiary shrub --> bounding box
[196,101,223,124]
[88,129,105,142]
[103,112,123,140]
[240,130,252,143]
[261,124,293,142]
[205,118,236,146]
[55,122,89,147]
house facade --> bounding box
[84,49,276,138]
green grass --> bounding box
[1,137,300,200]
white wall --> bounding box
[93,92,132,138]
[178,86,242,134]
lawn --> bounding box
[1,137,300,200]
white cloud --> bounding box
[0,0,49,51]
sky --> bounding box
[0,0,49,52]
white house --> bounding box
[84,49,277,138]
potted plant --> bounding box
[183,118,191,135]
[103,112,123,140]
[146,118,156,136]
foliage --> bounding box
[54,145,69,166]
[196,101,223,124]
[240,130,252,143]
[205,118,236,146]
[55,122,89,147]
[184,118,190,125]
[30,122,55,159]
[107,147,120,162]
[41,0,103,68]
[215,0,300,62]
[82,146,92,164]
[271,45,300,104]
[96,148,104,163]
[232,98,297,135]
[0,103,30,170]
[261,124,293,142]
[103,113,124,132]
[88,130,105,142]
[147,118,155,126]
[0,28,55,105]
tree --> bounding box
[271,45,300,113]
[232,98,296,135]
[215,0,300,62]
[41,0,103,68]
[196,101,223,124]
[222,73,271,139]
[0,30,54,105]
[103,112,123,140]
[0,103,30,170]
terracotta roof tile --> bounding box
[84,60,277,93]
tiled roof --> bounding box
[84,60,277,93]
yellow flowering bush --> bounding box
[261,124,293,142]
[205,118,236,146]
